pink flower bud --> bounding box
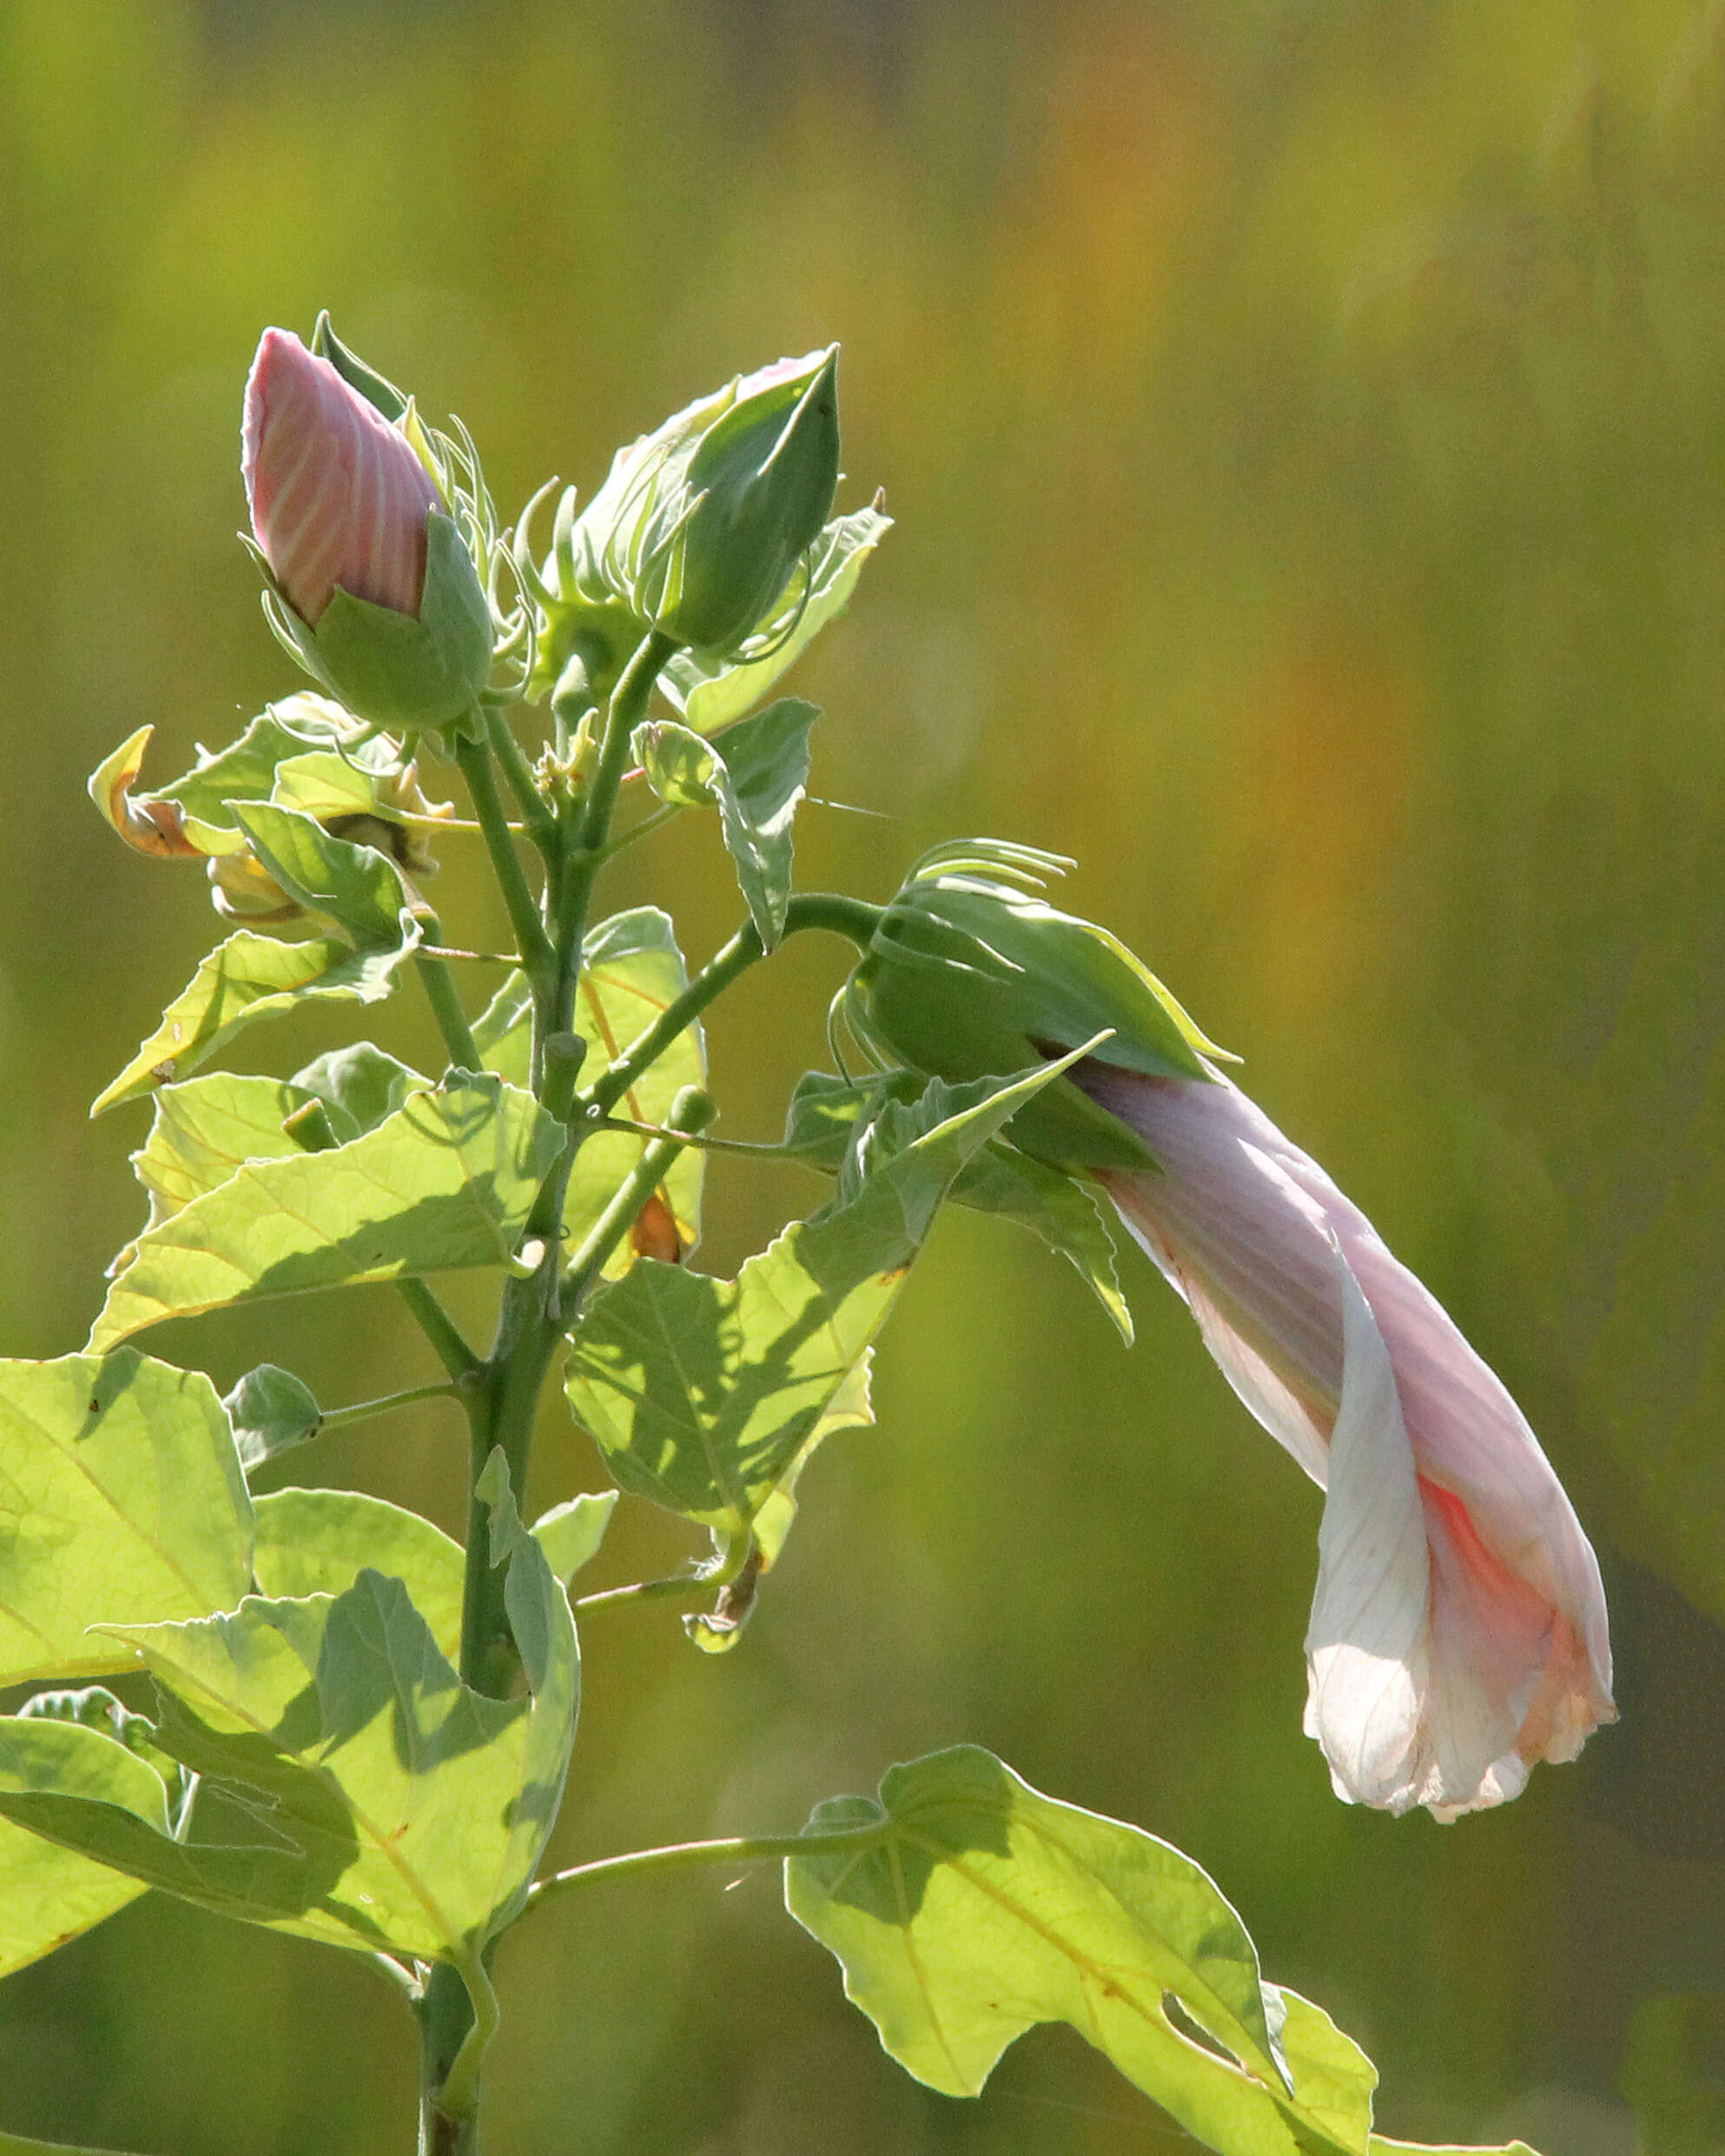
[1078,1061,1615,1821]
[241,327,444,626]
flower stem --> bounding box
[454,735,555,981]
[585,893,882,1119]
[558,1092,717,1318]
[485,707,556,856]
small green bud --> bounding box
[549,348,842,664]
[842,840,1231,1171]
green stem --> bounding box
[585,893,882,1119]
[558,1092,716,1317]
[454,734,555,980]
[521,1820,889,1920]
[395,1280,482,1384]
[486,706,557,855]
[413,928,486,1071]
[597,798,682,861]
[579,631,677,855]
[320,1380,460,1434]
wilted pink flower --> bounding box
[241,327,444,626]
[1076,1061,1615,1821]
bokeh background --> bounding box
[3,1,1724,2149]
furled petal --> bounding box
[1080,1059,1615,1818]
[241,327,443,625]
[1302,1262,1433,1810]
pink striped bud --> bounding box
[238,327,492,738]
[1078,1061,1616,1821]
[243,328,441,625]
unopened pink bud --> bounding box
[241,327,444,626]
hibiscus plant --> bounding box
[0,321,1609,2156]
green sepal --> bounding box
[310,310,409,422]
[267,513,492,740]
[844,839,1233,1171]
[662,504,890,735]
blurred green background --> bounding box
[3,1,1724,2149]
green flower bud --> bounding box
[841,840,1231,1171]
[547,349,842,665]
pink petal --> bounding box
[1082,1060,1615,1817]
[241,328,443,625]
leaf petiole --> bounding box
[520,1820,889,1921]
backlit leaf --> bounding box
[93,917,420,1117]
[565,1055,1081,1536]
[0,1353,252,1688]
[787,1746,1374,2156]
[476,908,704,1275]
[90,1075,562,1351]
[632,700,816,950]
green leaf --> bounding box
[90,1075,563,1351]
[476,907,705,1275]
[127,1073,322,1233]
[662,506,891,734]
[783,1071,1132,1341]
[0,1808,147,1981]
[0,1690,158,1980]
[251,1487,465,1660]
[0,1353,253,1687]
[749,1348,873,1571]
[786,1746,1374,2156]
[632,699,816,950]
[291,1042,429,1135]
[61,1489,574,1959]
[92,916,421,1118]
[234,802,411,947]
[530,1492,618,1586]
[223,1366,323,1473]
[0,1708,357,1946]
[565,1055,1084,1535]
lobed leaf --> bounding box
[92,917,420,1118]
[564,1055,1083,1538]
[786,1746,1376,2156]
[90,1075,563,1352]
[2,1466,578,1961]
[633,700,817,951]
[662,505,890,735]
[476,907,704,1275]
[0,1353,252,1688]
